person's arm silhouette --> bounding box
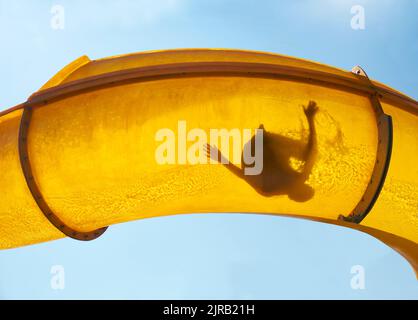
[299,100,318,181]
[204,143,245,179]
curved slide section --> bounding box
[0,49,417,276]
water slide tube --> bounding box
[0,49,417,276]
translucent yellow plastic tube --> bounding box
[0,49,417,276]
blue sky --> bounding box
[0,0,417,299]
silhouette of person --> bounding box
[205,101,318,202]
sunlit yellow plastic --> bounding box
[0,49,416,276]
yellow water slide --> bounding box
[0,49,417,275]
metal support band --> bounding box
[339,66,393,224]
[18,106,108,241]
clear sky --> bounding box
[0,0,417,299]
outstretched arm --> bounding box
[300,101,318,180]
[204,143,245,179]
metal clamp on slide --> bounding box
[18,106,108,241]
[339,66,393,224]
